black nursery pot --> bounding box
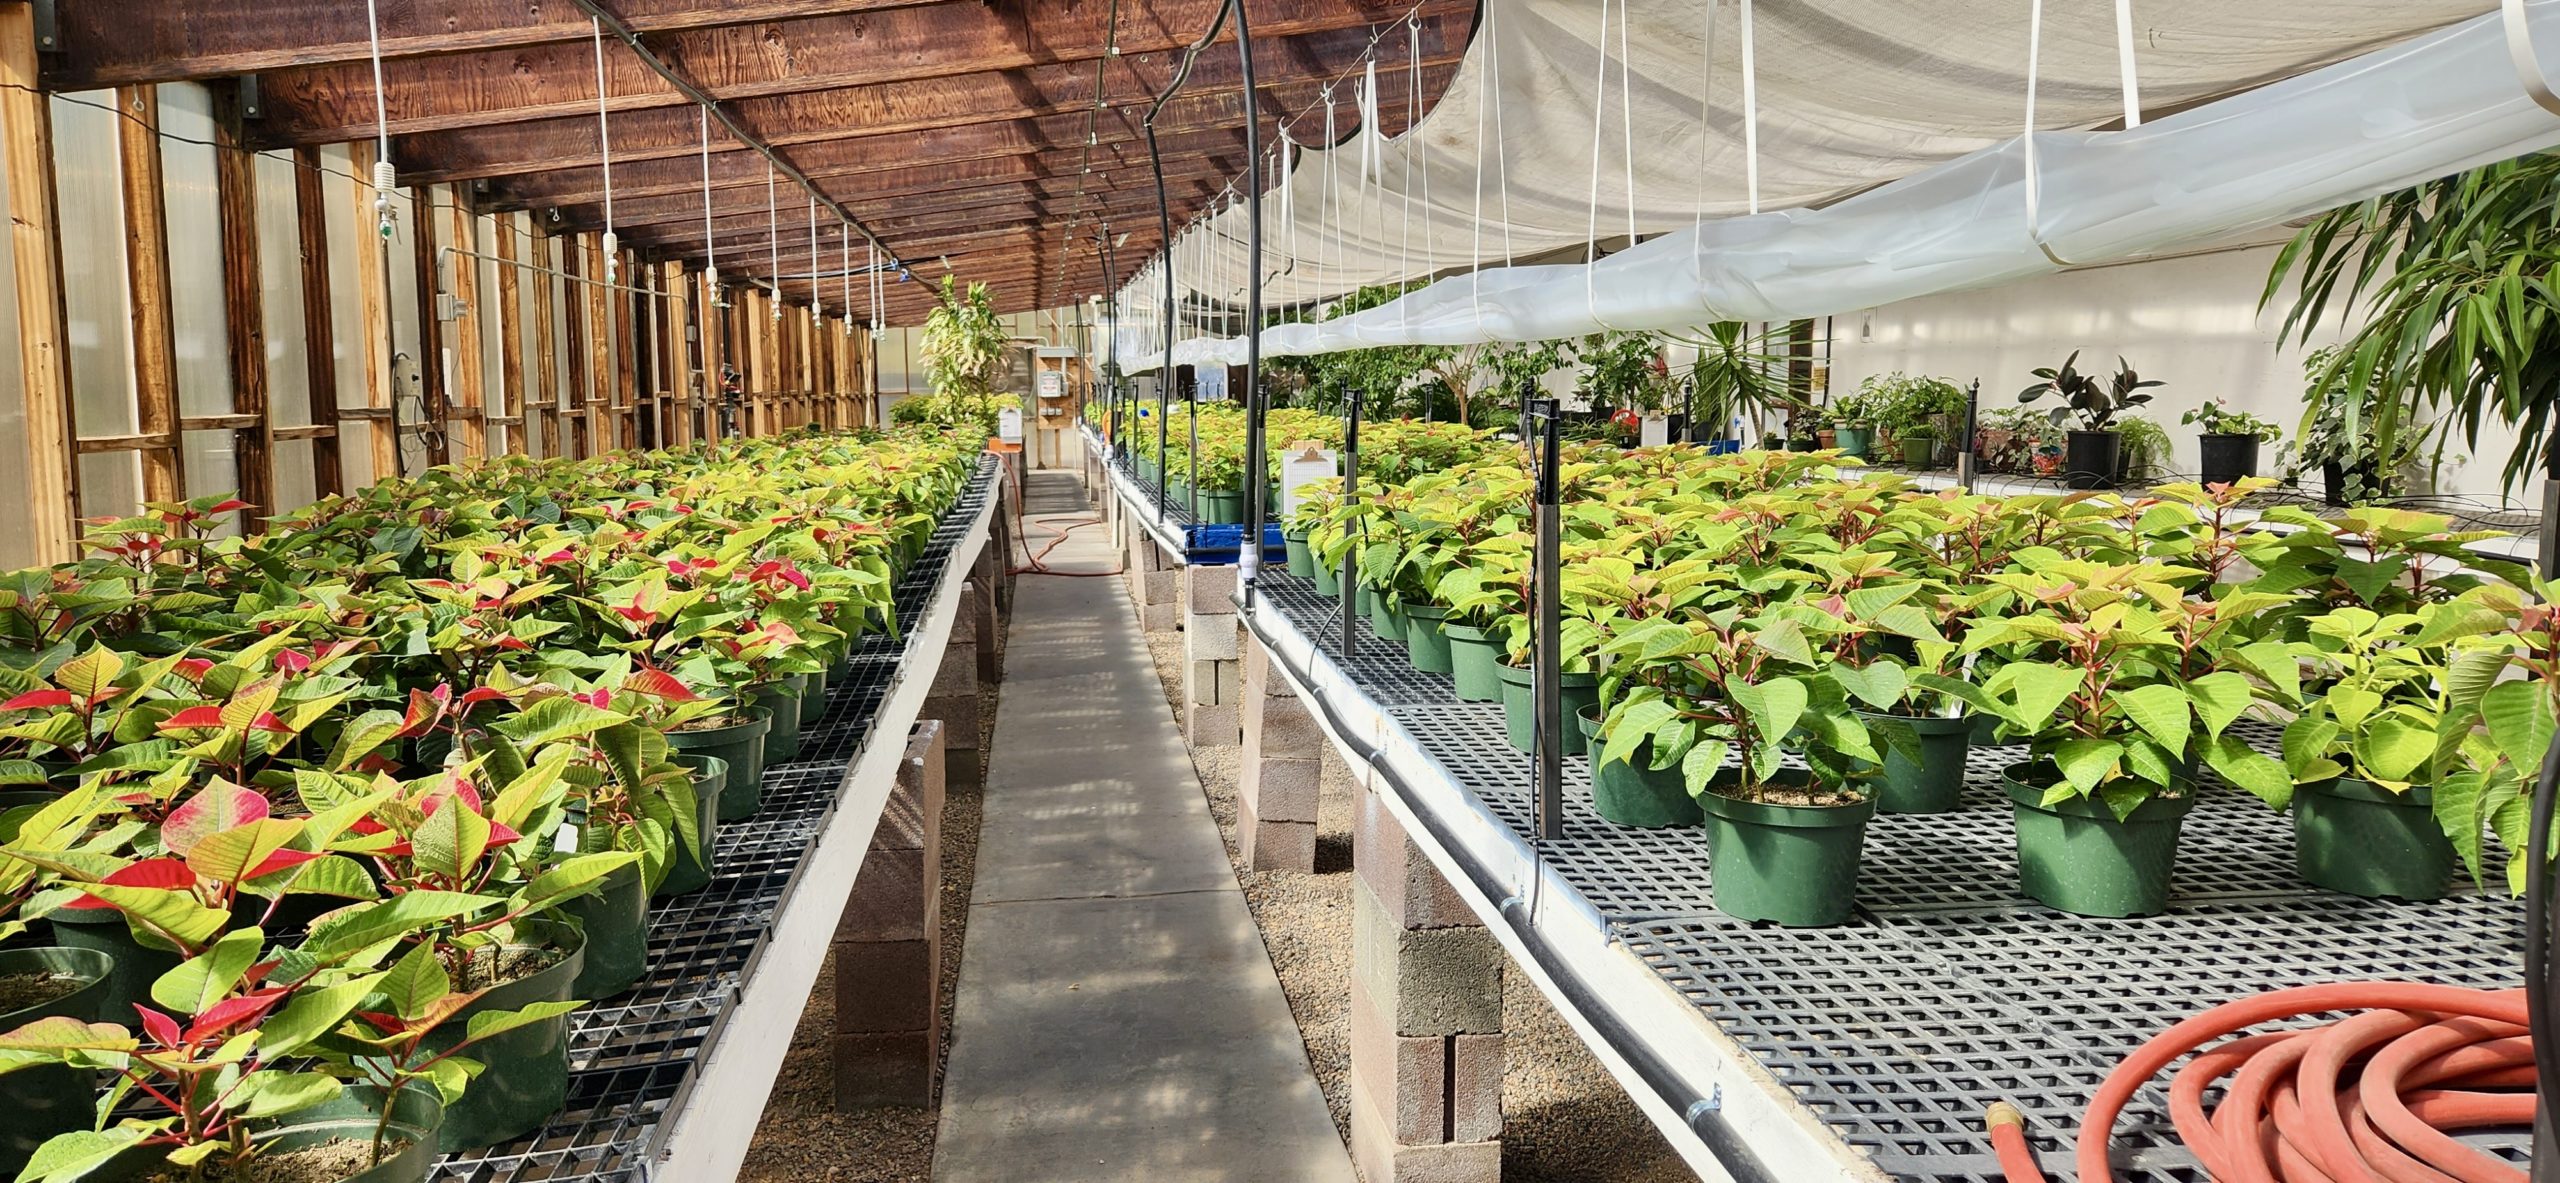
[2197,434,2260,487]
[0,947,114,1178]
[2063,430,2121,490]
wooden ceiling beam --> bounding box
[46,0,936,89]
[555,161,1230,235]
[248,0,1448,145]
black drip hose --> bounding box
[2524,719,2560,1182]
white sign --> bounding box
[997,408,1024,444]
[1640,415,1671,447]
[1037,371,1065,399]
[1279,443,1338,520]
[1194,365,1228,403]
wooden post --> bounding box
[1,7,76,563]
[560,236,589,459]
[530,225,560,460]
[743,290,766,438]
[212,85,273,529]
[583,234,609,452]
[494,213,525,457]
[445,198,486,461]
[115,86,183,504]
[613,247,636,449]
[348,142,397,483]
[666,261,694,447]
[701,272,726,441]
[409,188,446,468]
[291,147,343,498]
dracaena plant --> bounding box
[1921,560,2301,816]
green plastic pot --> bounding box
[1495,663,1598,755]
[46,904,179,1022]
[431,921,585,1150]
[667,708,770,823]
[0,947,113,1178]
[1696,769,1877,927]
[1402,602,1455,674]
[557,862,647,999]
[1577,706,1703,829]
[2293,777,2454,901]
[1200,488,1244,524]
[751,680,805,764]
[1443,624,1504,703]
[656,755,726,898]
[1370,592,1409,643]
[1311,555,1341,596]
[1833,424,1873,458]
[1970,712,2004,746]
[1897,431,1937,467]
[1285,533,1317,578]
[797,667,830,727]
[1355,583,1377,620]
[1856,711,1972,814]
[2002,764,2196,918]
[87,1083,444,1183]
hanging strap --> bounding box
[1740,0,1760,215]
[2113,0,2144,127]
[2505,0,2560,116]
[2020,0,2074,267]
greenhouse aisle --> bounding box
[933,471,1354,1183]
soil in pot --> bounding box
[751,680,805,764]
[99,1082,443,1183]
[1442,624,1504,704]
[666,708,770,823]
[429,924,585,1150]
[1401,602,1455,675]
[1495,664,1598,755]
[2197,433,2261,488]
[0,946,113,1178]
[1697,769,1877,928]
[2002,763,2194,917]
[656,755,726,898]
[1855,711,1972,814]
[1285,534,1317,579]
[47,905,179,1020]
[1370,593,1408,643]
[2293,777,2454,901]
[1576,707,1702,829]
[2063,430,2121,490]
[556,862,648,999]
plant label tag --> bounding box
[1282,448,1337,519]
[998,408,1024,443]
[1641,415,1671,447]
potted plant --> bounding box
[1829,389,1878,459]
[1598,606,1879,926]
[1925,561,2296,916]
[2017,352,2160,490]
[0,944,113,1176]
[2179,400,2282,487]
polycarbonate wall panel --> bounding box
[54,90,136,459]
[384,187,425,475]
[256,151,310,433]
[158,84,231,430]
[476,212,507,454]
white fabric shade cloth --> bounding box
[1121,0,2560,368]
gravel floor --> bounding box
[738,667,1001,1182]
[1140,619,1687,1183]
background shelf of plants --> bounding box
[1260,428,2546,1183]
[0,431,997,1183]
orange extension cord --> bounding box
[1992,982,2536,1183]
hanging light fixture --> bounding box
[699,108,726,309]
[365,0,398,240]
[808,192,822,325]
[841,221,854,338]
[594,17,618,284]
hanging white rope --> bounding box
[808,193,822,323]
[841,221,854,337]
[2502,0,2560,115]
[2020,0,2072,265]
[1412,15,1435,293]
[1583,0,1619,325]
[2114,0,2145,126]
[1740,0,1760,214]
[766,160,782,320]
[1695,0,1719,240]
[364,0,397,239]
[699,108,721,306]
[594,17,617,283]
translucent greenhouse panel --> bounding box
[158,84,233,427]
[78,452,140,522]
[0,89,30,569]
[256,151,310,430]
[53,91,136,447]
[272,438,314,513]
[318,144,376,490]
[180,431,238,534]
[384,188,426,475]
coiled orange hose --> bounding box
[1991,983,2534,1183]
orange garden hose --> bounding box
[1992,982,2535,1183]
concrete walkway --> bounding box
[933,470,1354,1183]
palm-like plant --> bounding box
[1655,322,1794,440]
[2265,152,2560,490]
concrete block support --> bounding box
[1347,798,1502,1181]
[1236,635,1318,871]
[918,592,983,795]
[1180,566,1242,750]
[833,722,947,1110]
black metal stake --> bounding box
[1532,397,1564,841]
[1147,120,1176,530]
[1234,0,1269,607]
[1955,378,1980,488]
[1342,387,1363,659]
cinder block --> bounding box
[833,1031,937,1110]
[1140,568,1177,607]
[1185,699,1240,748]
[893,720,946,843]
[1451,1033,1504,1143]
[929,640,977,698]
[1184,616,1240,662]
[947,585,978,646]
[1352,879,1503,1037]
[1182,565,1239,614]
[832,937,935,1033]
[1356,785,1474,931]
[1188,659,1241,709]
[1240,755,1320,825]
[920,694,980,752]
[1244,635,1296,699]
[1252,689,1326,755]
[1138,600,1176,633]
[1349,1108,1499,1183]
[1349,976,1450,1144]
[837,847,933,943]
[973,584,1003,686]
[1240,816,1315,872]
